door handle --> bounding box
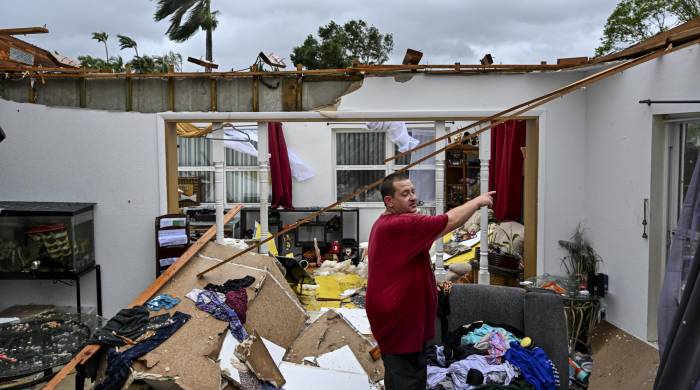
[642,198,648,239]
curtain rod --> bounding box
[639,99,700,106]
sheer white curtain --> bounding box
[408,130,436,204]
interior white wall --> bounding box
[583,44,700,340]
[0,100,161,317]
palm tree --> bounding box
[91,32,109,61]
[154,0,219,71]
[117,34,139,57]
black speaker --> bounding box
[0,126,5,144]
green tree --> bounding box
[91,32,110,61]
[596,0,700,56]
[117,34,139,57]
[291,19,394,69]
[129,51,183,73]
[153,0,219,70]
[78,55,124,72]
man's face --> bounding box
[384,179,417,214]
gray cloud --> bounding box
[2,0,619,71]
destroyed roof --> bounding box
[1,16,699,80]
[0,34,79,70]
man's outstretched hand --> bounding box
[473,191,496,208]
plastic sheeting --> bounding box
[366,122,419,152]
[223,129,315,182]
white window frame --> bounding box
[177,131,261,208]
[332,124,437,208]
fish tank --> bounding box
[0,202,95,274]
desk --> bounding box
[563,295,600,355]
[0,265,102,316]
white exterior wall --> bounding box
[0,101,161,317]
[583,44,700,339]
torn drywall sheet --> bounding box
[218,331,241,384]
[199,242,298,302]
[285,309,384,382]
[319,308,371,335]
[130,253,305,390]
[235,330,285,388]
[278,361,371,390]
[316,345,365,374]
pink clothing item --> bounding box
[225,289,249,324]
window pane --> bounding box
[394,129,435,166]
[178,170,214,203]
[226,148,257,167]
[226,171,260,203]
[337,170,384,202]
[408,170,435,203]
[336,132,385,165]
[178,137,211,166]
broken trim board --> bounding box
[285,309,384,382]
[235,330,285,388]
[278,361,371,390]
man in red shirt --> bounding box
[366,173,495,389]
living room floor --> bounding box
[587,321,659,389]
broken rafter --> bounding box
[0,27,49,35]
[43,205,243,390]
[197,37,700,278]
[0,63,574,80]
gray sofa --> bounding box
[432,284,569,390]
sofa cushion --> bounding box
[446,284,525,335]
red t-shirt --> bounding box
[365,212,448,354]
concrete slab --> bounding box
[132,78,168,113]
[36,79,80,108]
[86,79,126,111]
[174,78,211,112]
[217,78,253,112]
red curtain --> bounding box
[489,120,526,221]
[268,122,293,209]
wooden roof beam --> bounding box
[0,27,49,35]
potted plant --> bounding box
[475,224,522,270]
[559,224,603,295]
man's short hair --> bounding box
[380,172,410,199]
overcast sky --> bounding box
[3,0,619,71]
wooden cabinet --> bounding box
[445,144,480,211]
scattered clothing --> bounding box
[504,342,556,390]
[88,306,150,346]
[474,331,509,364]
[547,359,560,388]
[94,312,190,390]
[427,355,518,390]
[462,324,521,347]
[185,288,225,303]
[425,344,486,368]
[225,288,249,324]
[195,290,248,341]
[204,276,256,294]
[145,294,180,311]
